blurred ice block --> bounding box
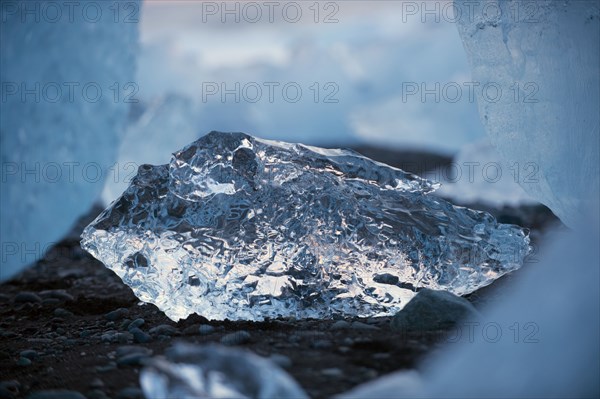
[140,343,308,399]
[0,0,140,280]
[455,0,599,227]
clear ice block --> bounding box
[82,132,530,321]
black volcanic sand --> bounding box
[0,147,562,398]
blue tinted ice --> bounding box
[81,132,530,321]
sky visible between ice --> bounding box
[136,0,486,154]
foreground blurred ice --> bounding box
[82,132,530,321]
[455,0,599,227]
[0,0,139,280]
[141,343,308,399]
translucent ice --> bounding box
[81,132,530,321]
[140,343,308,399]
[455,0,599,227]
[1,0,140,280]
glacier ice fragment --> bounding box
[81,132,530,321]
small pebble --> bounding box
[39,290,74,302]
[130,328,152,344]
[117,353,150,366]
[330,320,351,330]
[117,332,133,344]
[321,368,344,377]
[127,318,145,331]
[14,292,41,303]
[220,331,251,346]
[116,346,152,358]
[95,362,117,373]
[89,378,104,389]
[1,331,17,339]
[104,308,129,321]
[198,324,215,335]
[19,350,38,360]
[100,331,118,343]
[16,357,31,367]
[119,319,132,330]
[53,308,73,318]
[311,339,332,349]
[79,330,92,338]
[148,324,179,336]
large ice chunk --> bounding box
[81,132,530,321]
[1,0,140,280]
[454,0,600,227]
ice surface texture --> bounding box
[1,0,140,280]
[82,132,530,321]
[141,343,308,399]
[455,0,599,227]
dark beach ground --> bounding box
[0,148,561,399]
